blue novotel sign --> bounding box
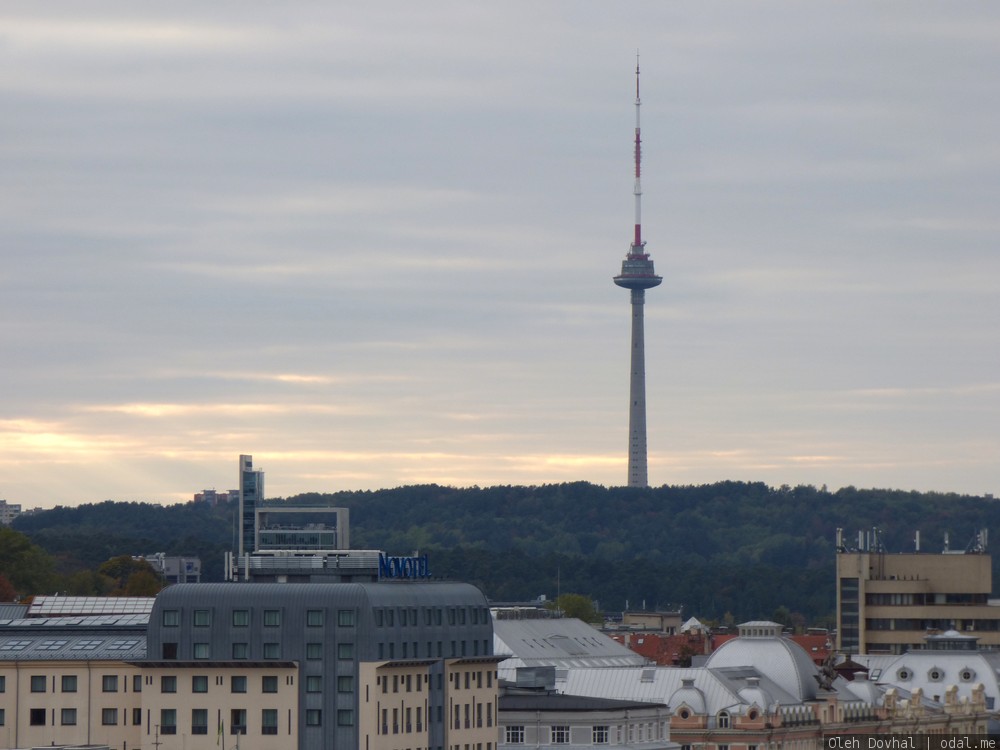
[379,553,432,580]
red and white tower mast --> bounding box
[613,56,662,488]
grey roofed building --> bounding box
[0,613,147,661]
[494,616,647,678]
[148,581,496,750]
[0,603,28,620]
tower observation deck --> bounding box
[613,59,661,488]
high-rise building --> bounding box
[613,60,661,488]
[239,454,264,557]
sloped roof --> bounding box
[495,617,647,672]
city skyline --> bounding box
[2,2,999,507]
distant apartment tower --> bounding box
[193,488,238,505]
[0,499,21,526]
[836,528,1000,654]
[613,61,661,487]
[239,454,264,557]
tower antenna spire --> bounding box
[614,54,662,488]
[634,51,642,249]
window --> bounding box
[162,609,179,626]
[133,675,142,692]
[338,642,354,659]
[262,675,278,693]
[132,708,142,726]
[593,725,609,744]
[232,609,250,627]
[262,709,278,735]
[306,642,322,660]
[338,675,354,693]
[161,709,177,734]
[0,675,4,692]
[230,708,246,734]
[161,675,177,693]
[232,642,249,659]
[552,725,570,744]
[306,609,324,626]
[306,709,322,726]
[231,676,247,693]
[102,674,118,692]
[193,642,210,659]
[61,708,77,726]
[338,609,355,627]
[62,674,78,692]
[264,609,281,626]
[102,708,118,726]
[307,675,323,693]
[161,642,178,659]
[192,708,208,735]
[506,726,525,744]
[717,711,731,729]
[337,709,354,727]
[192,675,208,693]
[30,708,46,726]
[263,642,280,659]
[30,675,46,692]
[375,608,384,626]
[193,609,211,626]
[0,708,4,726]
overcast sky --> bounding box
[2,2,998,508]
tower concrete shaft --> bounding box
[627,287,649,487]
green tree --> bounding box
[549,593,599,623]
[0,526,57,596]
[97,555,163,596]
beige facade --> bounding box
[0,660,142,750]
[138,663,299,750]
[837,550,1000,654]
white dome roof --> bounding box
[706,622,820,701]
[669,678,707,714]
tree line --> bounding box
[5,481,998,624]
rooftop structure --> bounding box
[613,58,662,488]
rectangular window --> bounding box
[161,675,177,693]
[193,609,211,627]
[338,609,355,627]
[102,708,118,726]
[552,725,570,744]
[386,609,394,626]
[230,708,246,734]
[232,642,249,659]
[338,675,354,693]
[132,707,142,726]
[232,609,250,626]
[375,608,384,626]
[262,709,278,735]
[192,708,208,735]
[161,642,178,659]
[0,708,4,726]
[190,642,208,659]
[263,642,280,659]
[30,675,46,692]
[192,675,208,693]
[30,708,45,726]
[506,726,524,744]
[0,675,4,692]
[161,708,177,734]
[306,609,324,626]
[262,675,278,693]
[306,675,323,693]
[264,609,281,627]
[306,642,322,659]
[61,675,78,692]
[337,709,354,727]
[338,642,354,659]
[306,709,322,726]
[593,726,609,744]
[61,708,77,726]
[133,674,142,692]
[102,674,118,693]
[231,676,247,693]
[162,609,179,626]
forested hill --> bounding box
[12,482,999,624]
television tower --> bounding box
[613,57,661,488]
